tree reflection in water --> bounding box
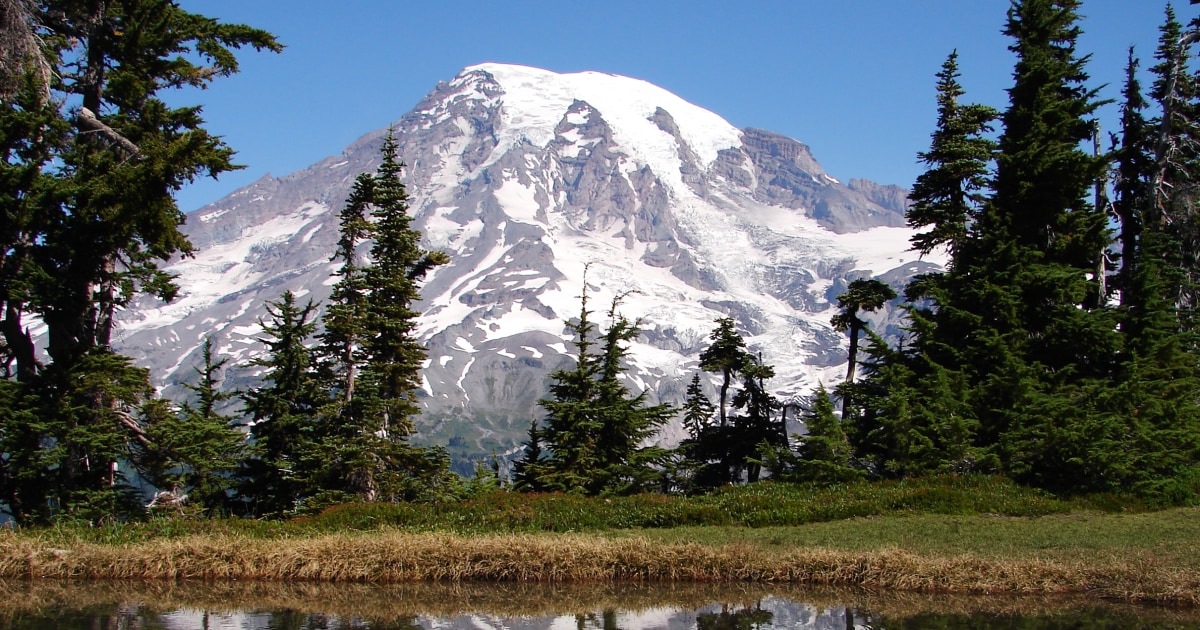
[2,581,1198,629]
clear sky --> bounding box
[171,0,1173,213]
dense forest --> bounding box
[3,0,1200,525]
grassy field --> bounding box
[0,476,1196,606]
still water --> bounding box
[0,580,1195,629]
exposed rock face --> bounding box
[115,63,942,466]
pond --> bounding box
[0,580,1196,629]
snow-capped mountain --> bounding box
[115,63,942,462]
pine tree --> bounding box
[538,279,602,493]
[728,353,782,483]
[239,292,324,517]
[689,319,783,486]
[320,173,375,413]
[674,373,718,492]
[0,1,278,523]
[537,280,672,495]
[314,131,451,503]
[681,374,716,441]
[831,279,897,386]
[511,419,547,492]
[786,385,862,484]
[141,337,244,515]
[830,278,896,421]
[698,318,746,428]
[908,51,998,259]
[589,296,674,493]
[1145,6,1200,322]
[361,131,449,436]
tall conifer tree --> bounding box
[0,0,279,523]
[239,292,324,517]
[908,51,998,259]
[315,131,451,503]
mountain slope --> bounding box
[115,63,942,463]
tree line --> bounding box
[4,0,1200,525]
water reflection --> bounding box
[0,580,1195,629]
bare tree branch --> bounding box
[77,107,141,159]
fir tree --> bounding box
[589,296,674,493]
[511,419,547,492]
[681,374,716,441]
[313,131,451,503]
[689,320,782,486]
[239,292,324,517]
[537,279,672,495]
[141,337,244,515]
[830,278,896,420]
[0,1,278,523]
[674,373,718,492]
[698,318,747,428]
[728,353,782,483]
[831,279,897,386]
[781,385,862,484]
[538,278,601,493]
[908,51,998,259]
[320,173,375,412]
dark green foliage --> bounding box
[769,385,862,484]
[830,278,896,422]
[685,320,783,488]
[0,1,277,523]
[140,337,244,515]
[306,131,453,506]
[238,291,325,517]
[728,354,783,483]
[511,419,547,492]
[359,131,449,439]
[698,317,745,427]
[260,475,1082,535]
[907,50,997,258]
[851,0,1200,501]
[536,281,600,493]
[536,282,674,495]
[830,279,896,385]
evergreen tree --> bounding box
[830,278,896,420]
[538,279,602,493]
[238,292,324,517]
[681,374,716,441]
[1146,6,1200,321]
[907,51,998,259]
[361,131,450,435]
[688,320,782,486]
[0,1,278,523]
[793,385,858,482]
[313,131,452,503]
[141,337,244,515]
[831,279,897,386]
[728,353,782,483]
[767,385,862,484]
[674,373,718,492]
[698,318,746,428]
[320,173,374,412]
[511,419,547,492]
[589,296,674,493]
[538,280,672,494]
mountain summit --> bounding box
[116,63,940,462]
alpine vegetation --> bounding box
[3,0,1200,528]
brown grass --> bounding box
[1,530,1197,607]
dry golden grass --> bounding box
[1,529,1197,607]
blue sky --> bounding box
[172,1,1172,213]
